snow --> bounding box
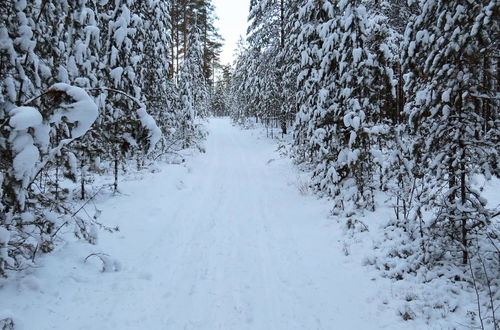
[4,77,16,102]
[15,0,27,11]
[352,47,362,63]
[110,67,124,85]
[408,41,416,57]
[0,118,416,329]
[67,152,78,175]
[75,42,87,64]
[349,131,357,147]
[0,227,9,244]
[12,143,39,181]
[6,84,98,208]
[415,89,428,106]
[8,106,42,130]
[47,83,98,138]
[442,88,451,102]
[137,107,161,152]
[114,27,128,49]
[57,66,69,83]
[351,115,360,130]
[8,107,43,181]
[0,27,15,62]
[110,46,119,66]
[16,15,35,52]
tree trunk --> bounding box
[80,162,85,200]
[114,153,119,193]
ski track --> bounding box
[2,118,411,330]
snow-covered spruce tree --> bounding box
[0,1,102,274]
[362,1,433,280]
[133,0,179,159]
[94,1,161,192]
[232,49,265,123]
[403,0,499,268]
[177,30,209,149]
[210,64,231,117]
[1,84,99,275]
[1,1,38,212]
[241,0,302,135]
[189,33,210,120]
[292,0,334,165]
[230,44,261,123]
[210,83,227,117]
[246,0,281,130]
[0,0,164,276]
[39,0,103,201]
[324,0,381,212]
[276,0,303,135]
[0,0,41,111]
[363,1,400,125]
[255,48,283,136]
[228,38,253,123]
[293,0,385,213]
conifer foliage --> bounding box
[403,0,499,265]
[230,0,499,325]
[0,0,220,277]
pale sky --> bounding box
[213,0,250,65]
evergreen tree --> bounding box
[403,0,499,265]
[210,64,231,117]
[228,38,253,122]
[292,0,334,165]
[0,0,170,276]
[170,0,223,85]
[177,31,208,148]
[241,0,302,134]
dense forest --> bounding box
[0,0,499,328]
[228,0,499,327]
[0,0,222,276]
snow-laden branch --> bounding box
[86,87,162,152]
[9,84,98,208]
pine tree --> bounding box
[170,0,222,85]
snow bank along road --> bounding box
[2,118,408,329]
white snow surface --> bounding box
[0,227,10,244]
[137,107,162,152]
[1,118,422,330]
[8,106,43,130]
[47,83,98,139]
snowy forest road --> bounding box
[3,118,403,330]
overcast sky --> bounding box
[213,0,250,65]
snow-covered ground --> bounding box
[2,118,433,329]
